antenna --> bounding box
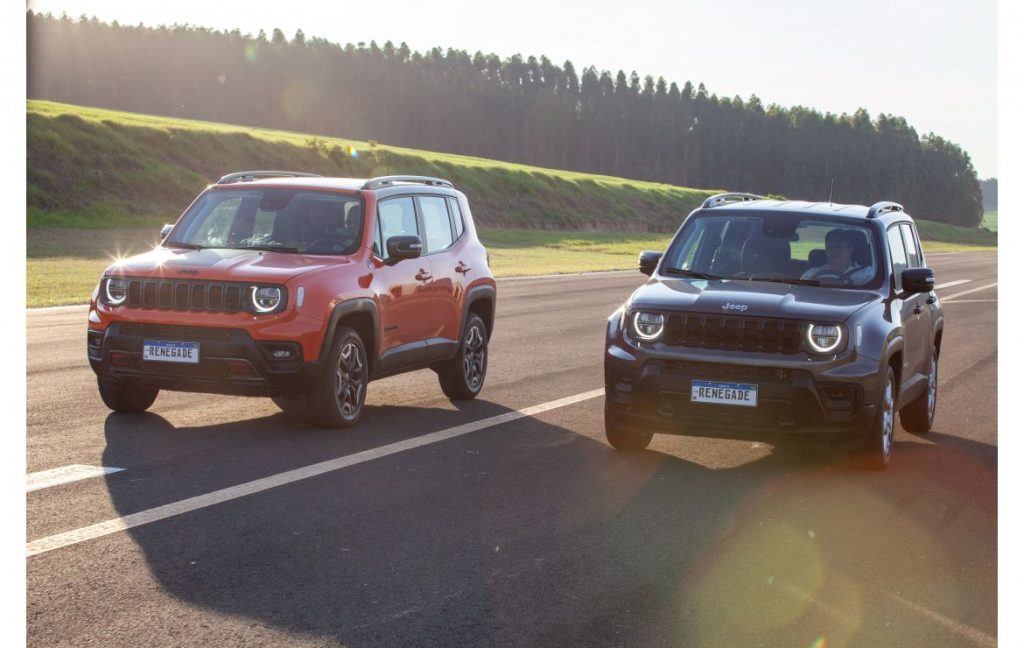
[828,178,835,204]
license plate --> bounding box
[691,380,758,407]
[142,340,199,364]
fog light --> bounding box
[272,349,292,359]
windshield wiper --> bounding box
[744,275,821,286]
[163,241,206,250]
[234,244,301,253]
[662,268,721,280]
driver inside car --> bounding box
[801,228,874,283]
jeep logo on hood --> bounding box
[722,303,749,312]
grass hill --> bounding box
[28,100,716,232]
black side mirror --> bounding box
[385,236,423,265]
[638,250,663,276]
[901,267,935,295]
[159,224,174,241]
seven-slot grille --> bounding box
[125,279,247,313]
[663,314,804,354]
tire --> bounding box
[604,405,653,451]
[307,326,368,428]
[900,347,937,434]
[854,367,896,470]
[97,378,159,413]
[438,313,488,400]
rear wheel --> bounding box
[308,326,368,428]
[900,348,937,434]
[854,367,895,470]
[439,314,488,400]
[604,405,653,451]
[97,378,159,413]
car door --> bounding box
[373,196,437,361]
[887,224,928,398]
[416,194,461,355]
[901,222,935,371]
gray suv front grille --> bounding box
[664,314,803,354]
[125,279,246,313]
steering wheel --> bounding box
[813,270,852,285]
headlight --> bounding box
[805,323,843,353]
[631,311,665,341]
[250,286,283,313]
[104,277,128,306]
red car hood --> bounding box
[104,247,350,283]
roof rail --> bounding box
[361,175,454,190]
[702,192,764,209]
[216,170,323,185]
[866,201,904,219]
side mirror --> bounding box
[638,250,663,276]
[385,236,423,265]
[159,224,174,241]
[901,267,935,295]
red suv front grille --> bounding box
[125,279,246,313]
[664,314,803,354]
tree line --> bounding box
[26,12,983,227]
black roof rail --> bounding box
[702,192,764,209]
[361,175,454,190]
[216,170,323,185]
[866,201,904,219]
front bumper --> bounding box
[88,322,322,397]
[605,342,882,447]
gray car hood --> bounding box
[628,275,880,322]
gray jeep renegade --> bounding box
[604,193,943,470]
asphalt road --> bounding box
[26,252,997,647]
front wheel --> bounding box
[438,314,488,400]
[854,367,896,470]
[604,405,653,451]
[97,378,159,413]
[308,326,368,428]
[900,348,937,434]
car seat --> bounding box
[741,236,791,275]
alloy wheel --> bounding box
[335,341,365,416]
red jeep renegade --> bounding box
[87,171,496,428]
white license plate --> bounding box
[691,380,758,407]
[143,340,200,364]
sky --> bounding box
[25,0,997,178]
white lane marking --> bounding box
[942,282,998,302]
[941,299,997,304]
[26,388,605,557]
[933,279,971,290]
[886,592,996,647]
[27,465,125,493]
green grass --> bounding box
[981,210,997,232]
[27,99,716,232]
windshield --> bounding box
[168,188,364,255]
[661,213,882,288]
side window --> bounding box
[448,197,465,239]
[419,196,454,253]
[887,226,908,292]
[900,223,922,268]
[376,197,418,260]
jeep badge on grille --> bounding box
[722,303,749,312]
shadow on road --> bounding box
[84,405,998,648]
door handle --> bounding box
[455,262,472,274]
[415,269,432,281]
[926,295,937,304]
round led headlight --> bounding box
[805,323,843,353]
[631,311,665,342]
[250,286,283,313]
[104,277,128,306]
